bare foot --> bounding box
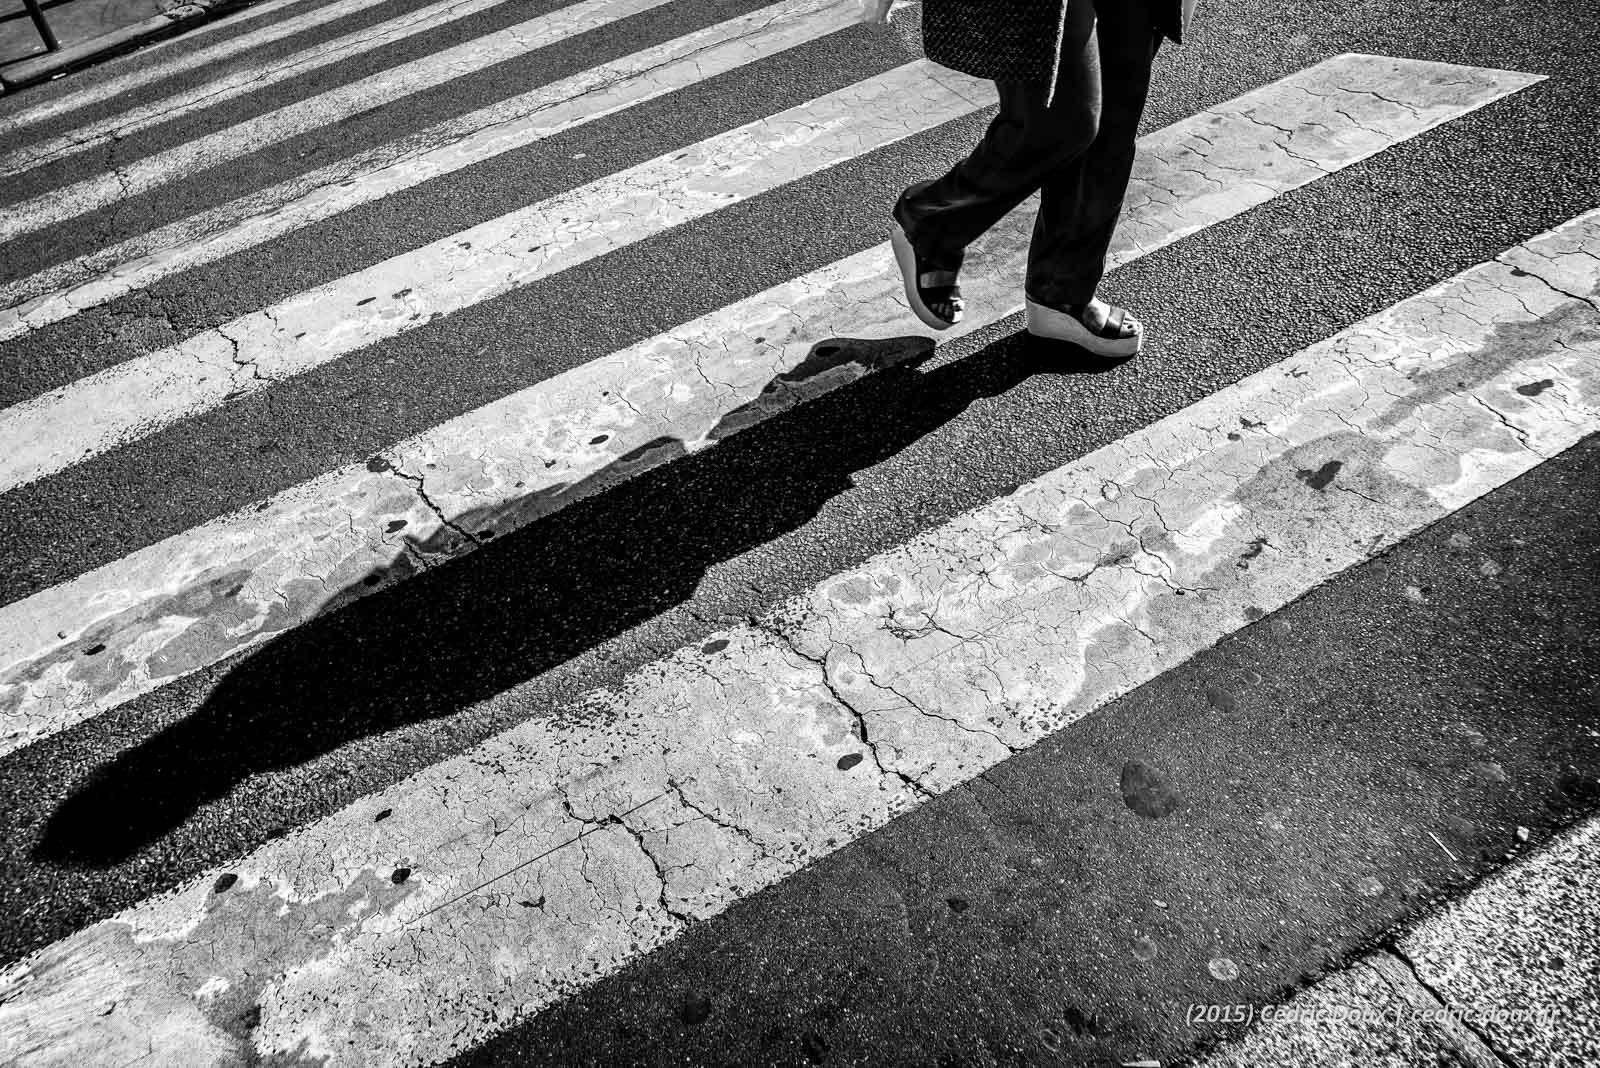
[1075,297,1140,339]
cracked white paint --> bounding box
[0,0,680,244]
[0,0,532,176]
[0,60,994,496]
[0,54,1543,756]
[2,208,1596,1067]
[0,0,860,340]
[0,0,401,138]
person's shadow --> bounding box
[36,333,1126,866]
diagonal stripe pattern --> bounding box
[0,54,1544,757]
[0,0,678,244]
[0,0,404,138]
[0,0,863,342]
[0,6,1591,1065]
[0,0,529,176]
[2,208,1593,1068]
[0,59,995,495]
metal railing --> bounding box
[17,0,63,52]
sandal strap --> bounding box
[1105,305,1127,337]
[1053,301,1139,340]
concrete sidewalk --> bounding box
[0,0,248,90]
[1191,816,1600,1067]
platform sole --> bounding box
[1025,298,1143,357]
[890,222,958,331]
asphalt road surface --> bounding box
[0,0,1596,1064]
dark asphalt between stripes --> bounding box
[0,0,1593,1045]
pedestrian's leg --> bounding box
[1024,0,1161,351]
[891,0,1099,327]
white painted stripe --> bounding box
[0,0,859,340]
[0,0,558,176]
[0,0,677,244]
[3,209,1595,1068]
[0,56,1543,755]
[0,0,401,137]
[0,60,994,495]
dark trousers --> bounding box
[896,0,1161,308]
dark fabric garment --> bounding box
[894,0,1162,307]
[922,0,1191,89]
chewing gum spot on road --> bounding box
[1120,760,1181,819]
[1209,957,1241,982]
[1062,1006,1099,1037]
[828,577,873,606]
[1296,460,1343,491]
[618,436,684,466]
[679,994,712,1026]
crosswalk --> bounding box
[0,0,1595,1064]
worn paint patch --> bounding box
[0,472,430,753]
[0,868,424,1067]
[0,55,1543,759]
[4,209,1594,1066]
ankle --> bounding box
[1027,293,1094,315]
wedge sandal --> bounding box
[889,221,964,330]
[1025,296,1143,357]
